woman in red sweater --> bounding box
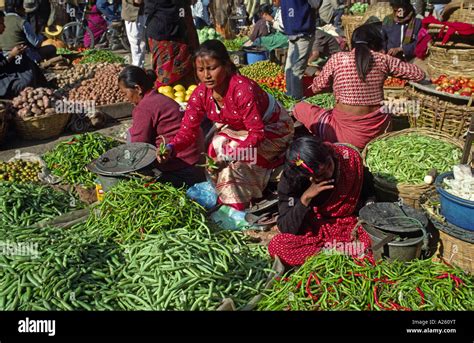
[159,40,294,210]
[293,23,425,150]
[118,65,205,187]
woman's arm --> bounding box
[276,174,312,234]
[311,53,336,93]
[385,52,425,81]
[170,89,207,153]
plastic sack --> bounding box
[186,181,218,209]
[8,151,61,184]
[210,205,250,231]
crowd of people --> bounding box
[1,0,455,265]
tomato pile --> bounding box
[431,75,473,97]
[256,74,286,92]
[384,77,407,88]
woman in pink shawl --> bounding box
[84,5,107,48]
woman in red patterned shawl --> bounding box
[158,40,294,210]
[268,136,372,266]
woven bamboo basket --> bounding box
[426,44,474,79]
[362,128,464,209]
[404,86,473,140]
[13,112,71,140]
[442,0,474,23]
[420,190,473,274]
[361,2,393,22]
[341,15,364,47]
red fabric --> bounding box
[171,74,270,152]
[415,27,432,59]
[148,39,193,87]
[293,102,391,150]
[422,16,474,45]
[268,144,372,266]
[129,91,204,172]
[312,51,425,106]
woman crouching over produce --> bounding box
[292,23,425,150]
[118,65,205,188]
[158,40,294,210]
[268,136,372,266]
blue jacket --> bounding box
[281,0,316,36]
[382,17,422,60]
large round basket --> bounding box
[13,112,71,140]
[362,128,464,209]
[420,190,474,274]
[404,85,473,140]
[341,15,364,47]
[442,0,474,23]
[426,44,474,79]
[361,2,393,22]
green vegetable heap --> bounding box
[365,133,462,184]
[350,2,369,15]
[223,37,249,51]
[258,253,473,311]
[240,61,283,81]
[43,133,120,188]
[79,49,125,64]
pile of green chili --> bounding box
[43,133,120,188]
[0,180,273,310]
[258,253,473,311]
[365,133,462,184]
[304,93,335,109]
[0,182,81,227]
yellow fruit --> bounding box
[174,96,185,103]
[163,91,174,98]
[185,94,191,101]
[163,86,173,93]
[188,85,197,91]
[174,91,185,98]
[158,86,166,93]
[173,84,185,92]
[186,89,194,95]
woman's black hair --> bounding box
[194,39,238,74]
[258,4,274,16]
[5,0,23,13]
[118,65,157,93]
[389,0,413,10]
[0,11,4,18]
[351,23,386,82]
[284,136,334,188]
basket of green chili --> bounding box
[362,128,464,209]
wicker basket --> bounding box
[361,2,393,22]
[341,15,364,47]
[442,0,474,23]
[362,128,464,209]
[404,86,473,140]
[420,190,474,273]
[426,43,474,79]
[13,112,71,140]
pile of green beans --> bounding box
[87,179,207,243]
[259,84,298,110]
[365,133,462,184]
[0,180,273,310]
[258,253,473,311]
[0,182,81,226]
[43,133,119,188]
[304,93,335,109]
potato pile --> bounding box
[54,63,104,89]
[68,63,126,105]
[12,87,62,118]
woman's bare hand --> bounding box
[300,178,335,207]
